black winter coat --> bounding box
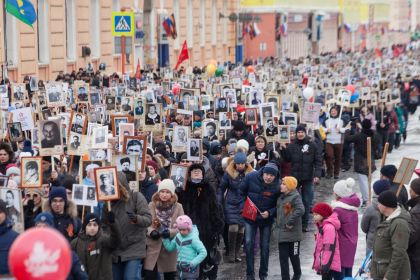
[281,137,322,182]
[345,129,377,175]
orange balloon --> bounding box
[247,65,254,73]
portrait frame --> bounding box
[69,111,87,135]
[123,135,147,171]
[282,112,298,126]
[105,96,116,111]
[219,112,232,129]
[187,138,203,162]
[20,157,43,188]
[92,126,109,149]
[38,118,63,156]
[7,122,24,142]
[120,96,134,112]
[278,125,291,144]
[169,164,188,191]
[46,82,64,107]
[172,126,190,152]
[0,187,24,233]
[202,120,219,141]
[144,103,162,126]
[94,166,120,201]
[11,83,28,102]
[79,160,104,184]
[133,97,145,118]
[71,184,98,207]
[114,155,138,184]
[245,108,258,125]
[111,114,132,136]
[118,122,135,146]
[75,82,90,103]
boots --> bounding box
[235,232,244,262]
[227,231,237,263]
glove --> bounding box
[127,212,137,224]
[107,211,115,223]
[150,230,160,240]
[160,228,170,239]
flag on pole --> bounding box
[5,0,37,27]
[174,40,189,70]
[135,58,141,79]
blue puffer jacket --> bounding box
[0,219,19,275]
[218,161,254,225]
[240,168,281,226]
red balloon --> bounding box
[346,84,356,94]
[9,228,72,280]
[172,84,181,95]
[247,65,254,73]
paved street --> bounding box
[218,111,420,280]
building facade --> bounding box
[0,0,238,83]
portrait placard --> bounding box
[0,187,24,232]
[20,157,43,188]
[72,184,98,207]
[169,164,188,191]
[39,118,63,156]
[94,167,120,201]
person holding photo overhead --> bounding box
[145,105,160,125]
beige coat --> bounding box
[143,193,184,272]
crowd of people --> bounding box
[0,45,420,280]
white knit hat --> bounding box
[158,179,176,195]
[237,139,249,153]
[333,178,355,198]
[6,166,20,177]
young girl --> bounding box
[162,215,207,280]
[312,203,341,280]
[144,179,184,280]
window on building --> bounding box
[37,0,49,64]
[173,0,180,49]
[5,12,18,66]
[211,0,217,45]
[200,0,205,47]
[90,0,101,57]
[187,0,193,47]
[65,0,77,61]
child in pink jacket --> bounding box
[312,202,342,280]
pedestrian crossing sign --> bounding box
[112,12,134,36]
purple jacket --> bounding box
[332,193,360,268]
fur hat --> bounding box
[378,190,398,208]
[6,165,20,177]
[410,178,420,196]
[380,165,398,179]
[175,215,193,231]
[263,162,278,177]
[373,179,391,195]
[234,152,247,164]
[237,139,249,153]
[34,212,54,227]
[158,179,176,195]
[188,163,205,177]
[312,202,333,219]
[282,176,298,191]
[333,178,355,198]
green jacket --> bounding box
[371,207,411,280]
[275,190,305,242]
[162,226,207,267]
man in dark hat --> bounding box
[281,125,322,231]
[228,120,255,147]
[380,164,408,208]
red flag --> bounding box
[135,58,141,79]
[241,197,259,221]
[175,40,189,70]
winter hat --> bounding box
[22,140,34,155]
[380,165,398,179]
[333,178,355,198]
[361,119,372,130]
[282,176,298,191]
[25,188,44,198]
[263,162,278,177]
[410,178,420,196]
[210,142,222,155]
[188,163,205,177]
[373,179,391,195]
[378,190,398,208]
[312,202,333,219]
[146,160,159,173]
[175,215,193,231]
[237,139,249,153]
[158,179,176,195]
[233,120,246,131]
[48,186,67,205]
[234,152,247,164]
[0,200,6,215]
[34,212,54,227]
[6,165,20,177]
[221,157,229,169]
[295,125,306,133]
[83,213,100,231]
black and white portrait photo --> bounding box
[121,97,133,112]
[278,125,290,144]
[134,98,144,116]
[39,119,62,151]
[203,121,218,142]
[215,98,228,113]
[200,95,211,110]
[115,155,137,183]
[106,96,116,111]
[30,76,39,91]
[187,139,202,161]
[0,187,24,232]
[69,133,82,151]
[169,164,188,191]
[92,126,108,149]
[70,113,86,134]
[20,157,43,188]
[219,112,231,129]
[71,184,98,207]
[77,85,89,102]
[94,167,120,201]
[12,84,26,101]
[7,122,24,142]
[245,108,258,125]
[145,104,161,125]
[173,126,189,147]
[265,118,278,138]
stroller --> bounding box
[352,251,373,280]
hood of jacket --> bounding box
[384,206,411,223]
[226,159,254,179]
[42,199,78,219]
[332,193,361,210]
[320,211,341,231]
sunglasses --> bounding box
[25,193,39,199]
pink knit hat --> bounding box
[175,215,193,231]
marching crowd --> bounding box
[1,46,420,280]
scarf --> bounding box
[155,200,175,228]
